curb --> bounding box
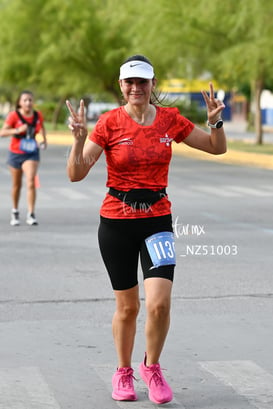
[46,131,273,171]
[172,143,273,170]
[45,132,72,146]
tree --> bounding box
[0,0,135,125]
[147,0,273,144]
[1,0,273,139]
[0,0,46,97]
[204,0,273,144]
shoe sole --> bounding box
[112,393,137,401]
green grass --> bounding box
[44,121,69,132]
[228,140,273,155]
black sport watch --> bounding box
[207,119,224,129]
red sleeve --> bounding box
[36,111,44,132]
[89,112,109,149]
[4,111,18,127]
[37,111,44,123]
[170,108,195,143]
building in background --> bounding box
[261,90,273,126]
[159,78,231,121]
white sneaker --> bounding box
[26,212,38,225]
[10,210,20,226]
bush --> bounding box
[35,101,67,124]
[173,100,207,125]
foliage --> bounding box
[0,0,273,141]
[35,101,67,124]
[171,101,207,125]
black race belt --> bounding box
[108,187,167,209]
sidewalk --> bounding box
[45,121,273,170]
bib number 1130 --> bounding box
[145,231,176,269]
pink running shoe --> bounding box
[139,356,173,404]
[112,367,137,401]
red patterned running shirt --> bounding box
[89,105,194,219]
[5,110,44,154]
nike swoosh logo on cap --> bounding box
[130,63,142,67]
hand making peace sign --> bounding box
[201,82,225,125]
[66,99,88,141]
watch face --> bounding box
[216,120,223,128]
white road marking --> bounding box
[0,366,61,409]
[199,360,273,409]
[192,184,273,197]
[2,182,273,207]
[35,191,53,201]
[51,187,106,200]
[51,187,89,200]
[192,185,241,197]
[227,185,273,197]
[260,184,273,194]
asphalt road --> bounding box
[0,141,273,408]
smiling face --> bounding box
[119,77,156,107]
[18,92,34,114]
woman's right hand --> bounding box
[66,99,87,142]
[17,124,28,134]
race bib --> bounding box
[20,138,37,153]
[145,231,176,269]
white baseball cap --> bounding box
[119,60,155,80]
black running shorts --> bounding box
[98,214,175,290]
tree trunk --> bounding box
[52,96,67,130]
[106,83,123,105]
[254,78,263,145]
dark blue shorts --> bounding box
[7,150,40,169]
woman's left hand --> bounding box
[40,140,47,150]
[201,82,225,124]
